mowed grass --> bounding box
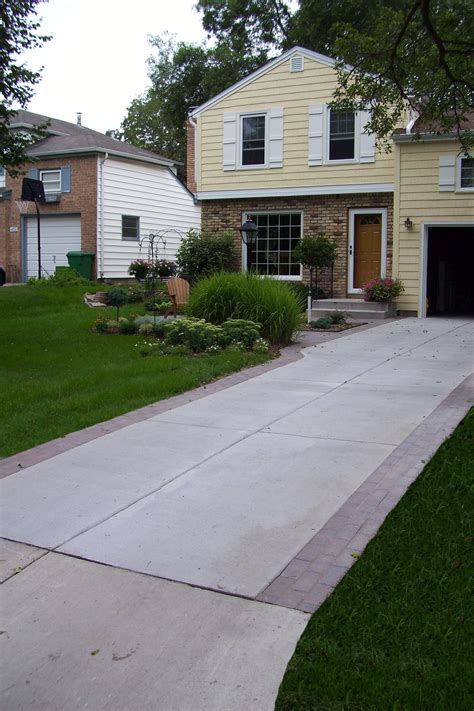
[276,409,474,711]
[0,285,269,457]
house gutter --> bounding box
[99,153,108,278]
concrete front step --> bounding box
[311,299,392,320]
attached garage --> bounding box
[24,214,81,280]
[426,226,474,316]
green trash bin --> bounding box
[66,251,95,280]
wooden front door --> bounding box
[353,214,382,288]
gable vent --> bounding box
[290,55,304,72]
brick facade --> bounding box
[201,193,393,298]
[0,155,98,282]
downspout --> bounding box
[99,152,108,278]
[188,114,198,197]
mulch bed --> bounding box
[301,322,367,332]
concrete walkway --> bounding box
[1,318,473,710]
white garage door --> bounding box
[26,215,81,279]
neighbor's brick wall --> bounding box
[186,121,196,194]
[0,155,98,282]
[202,193,393,298]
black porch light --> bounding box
[239,219,258,245]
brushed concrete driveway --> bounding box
[1,317,473,710]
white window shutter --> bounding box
[223,113,237,171]
[359,111,376,163]
[268,108,284,168]
[308,105,323,166]
[439,155,456,191]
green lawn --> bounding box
[0,284,269,457]
[276,410,474,711]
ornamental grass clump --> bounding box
[187,272,301,345]
[362,277,404,302]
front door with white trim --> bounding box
[348,208,387,293]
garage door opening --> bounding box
[426,226,474,316]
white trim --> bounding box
[196,183,394,200]
[190,47,343,117]
[28,147,176,167]
[241,209,303,280]
[418,221,474,318]
[455,154,474,192]
[348,208,388,294]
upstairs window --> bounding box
[0,167,5,188]
[40,169,61,193]
[459,157,474,190]
[122,215,139,241]
[241,114,266,166]
[329,110,355,161]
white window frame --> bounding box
[40,169,61,193]
[0,167,5,188]
[325,108,360,165]
[348,208,388,294]
[242,210,303,281]
[238,111,268,169]
[456,154,474,192]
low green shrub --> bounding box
[187,272,301,345]
[106,319,120,333]
[127,283,147,302]
[138,322,154,336]
[94,316,109,333]
[118,317,137,334]
[312,317,333,330]
[163,317,222,353]
[28,269,94,287]
[252,337,270,354]
[330,310,347,325]
[220,319,261,349]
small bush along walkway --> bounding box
[276,409,474,711]
[0,285,270,458]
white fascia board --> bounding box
[27,146,178,167]
[393,132,461,144]
[196,183,394,200]
[190,46,344,118]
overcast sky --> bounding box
[21,0,207,133]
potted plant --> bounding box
[128,259,150,281]
[362,277,404,316]
[150,259,177,280]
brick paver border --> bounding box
[0,320,386,479]
[256,374,474,613]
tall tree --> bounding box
[0,0,51,176]
[330,0,474,151]
[121,34,265,168]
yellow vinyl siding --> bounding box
[196,56,394,191]
[393,140,474,313]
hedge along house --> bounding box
[0,111,200,283]
[392,116,474,317]
[187,46,396,306]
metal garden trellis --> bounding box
[138,228,186,323]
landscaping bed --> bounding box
[301,321,367,332]
[276,409,474,710]
[0,284,271,457]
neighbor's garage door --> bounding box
[26,215,81,279]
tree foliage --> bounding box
[0,0,51,176]
[120,34,264,168]
[330,0,474,151]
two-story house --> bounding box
[1,111,201,283]
[187,46,473,317]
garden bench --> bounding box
[164,277,190,318]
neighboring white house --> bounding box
[0,111,201,282]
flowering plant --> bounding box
[362,277,404,303]
[150,259,177,278]
[128,259,150,279]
